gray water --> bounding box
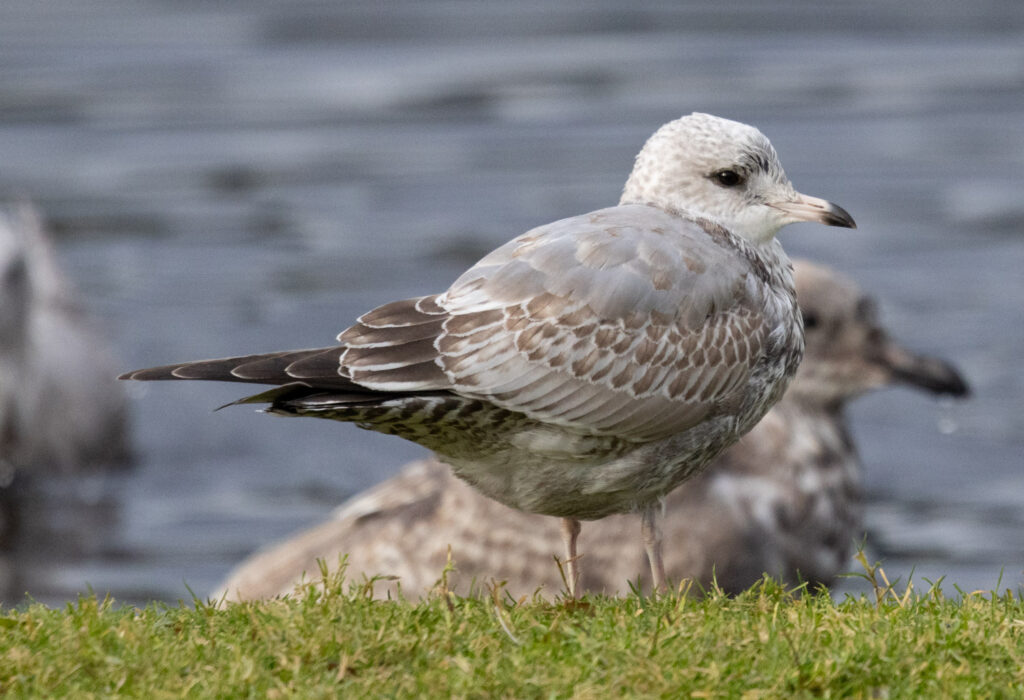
[1,0,1022,606]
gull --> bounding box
[210,260,969,601]
[0,204,130,476]
[121,113,855,596]
[2,204,131,556]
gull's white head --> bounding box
[621,112,855,243]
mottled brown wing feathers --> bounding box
[338,206,775,441]
[123,205,782,444]
[430,208,771,439]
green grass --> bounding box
[2,557,1023,698]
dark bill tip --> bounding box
[775,193,857,230]
[889,354,970,398]
[822,202,857,229]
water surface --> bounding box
[1,0,1022,605]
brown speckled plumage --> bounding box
[213,261,968,601]
[123,113,857,594]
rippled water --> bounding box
[1,0,1022,606]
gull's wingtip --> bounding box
[119,362,225,381]
[118,365,183,381]
[119,357,251,382]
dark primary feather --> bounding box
[120,349,351,388]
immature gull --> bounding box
[1,204,131,554]
[122,113,855,596]
[0,204,130,476]
[210,260,969,601]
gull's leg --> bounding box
[641,501,667,593]
[560,517,582,598]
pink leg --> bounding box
[641,502,667,593]
[560,517,582,598]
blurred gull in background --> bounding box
[214,260,968,601]
[1,204,131,566]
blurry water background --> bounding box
[0,0,1021,606]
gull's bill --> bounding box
[771,192,856,229]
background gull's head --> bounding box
[789,260,969,406]
[621,112,855,243]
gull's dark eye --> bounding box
[712,169,744,188]
[802,311,819,330]
[855,297,878,323]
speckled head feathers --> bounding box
[621,113,855,243]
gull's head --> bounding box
[788,260,969,406]
[621,112,855,244]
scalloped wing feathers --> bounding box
[338,205,777,441]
